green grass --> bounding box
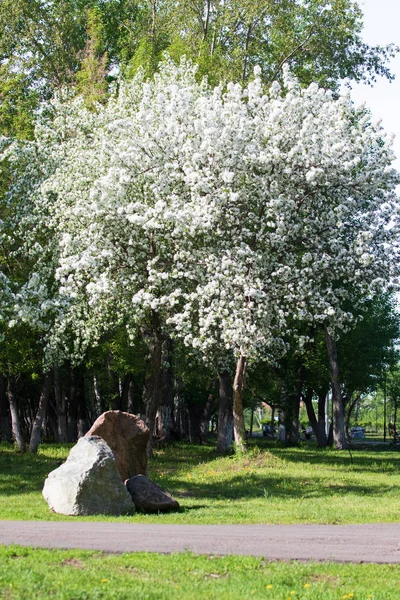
[1,439,400,524]
[1,545,400,600]
[2,441,400,598]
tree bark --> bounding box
[249,408,254,437]
[290,364,305,444]
[69,366,88,440]
[216,370,233,453]
[318,390,328,444]
[200,397,212,444]
[202,0,211,41]
[174,393,188,440]
[107,355,121,410]
[0,373,12,442]
[187,402,204,443]
[325,327,348,449]
[29,371,52,453]
[233,353,247,452]
[242,20,254,80]
[120,374,132,413]
[303,388,327,447]
[54,367,68,443]
[155,337,173,442]
[7,375,25,451]
[143,311,164,454]
[126,376,143,415]
[68,367,79,441]
[270,405,276,437]
[78,374,90,437]
[345,393,361,442]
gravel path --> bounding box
[1,521,400,563]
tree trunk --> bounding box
[200,397,212,444]
[233,353,247,452]
[107,355,121,410]
[0,373,12,442]
[120,374,131,413]
[270,405,276,437]
[155,337,173,442]
[69,366,88,440]
[126,376,143,415]
[249,408,254,437]
[289,394,301,444]
[68,367,79,441]
[290,364,305,444]
[188,403,204,443]
[29,371,52,453]
[216,370,233,453]
[143,312,164,454]
[242,20,254,80]
[304,388,326,447]
[7,375,25,451]
[325,327,348,449]
[78,373,90,437]
[127,378,135,413]
[345,393,361,442]
[174,393,188,440]
[54,367,68,443]
[318,390,328,445]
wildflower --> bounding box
[304,584,311,588]
[266,584,273,589]
[101,579,108,583]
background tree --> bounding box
[1,0,399,453]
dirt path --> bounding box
[1,521,400,563]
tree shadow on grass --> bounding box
[163,472,399,502]
[0,449,64,496]
[265,446,400,474]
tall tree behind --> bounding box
[165,0,397,87]
[76,7,109,107]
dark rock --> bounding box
[125,475,180,513]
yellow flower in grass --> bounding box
[101,579,108,583]
[304,583,311,588]
[266,584,273,589]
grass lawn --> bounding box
[1,545,400,600]
[1,439,400,524]
[1,440,400,599]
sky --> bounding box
[349,0,400,172]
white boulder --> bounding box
[42,436,135,516]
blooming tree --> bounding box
[3,58,399,450]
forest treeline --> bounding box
[0,0,399,454]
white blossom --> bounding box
[2,57,399,366]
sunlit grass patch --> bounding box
[1,440,400,524]
[1,546,399,599]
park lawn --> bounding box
[1,545,400,600]
[1,440,400,524]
